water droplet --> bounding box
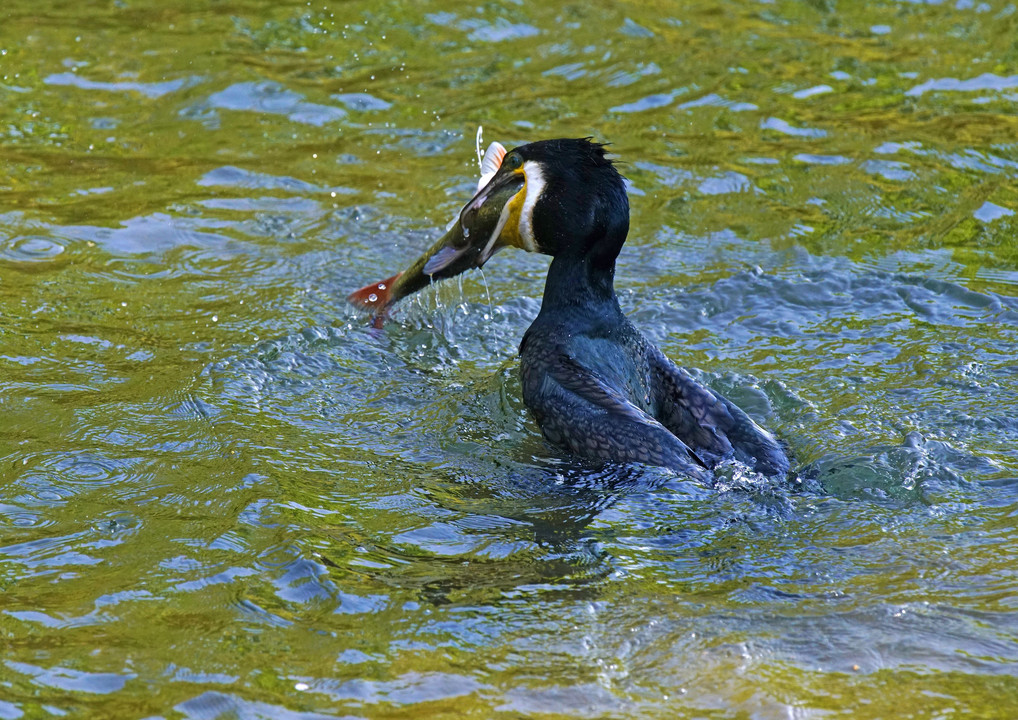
[368,293,378,303]
[378,283,386,290]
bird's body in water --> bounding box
[351,138,789,480]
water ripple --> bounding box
[43,72,195,99]
[0,235,64,262]
[5,0,1018,717]
[207,81,346,126]
[907,72,1018,97]
[5,661,134,695]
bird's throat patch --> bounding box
[518,161,545,252]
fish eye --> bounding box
[503,153,522,171]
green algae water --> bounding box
[3,0,1018,717]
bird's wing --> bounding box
[546,353,653,424]
[522,350,710,481]
[647,344,789,476]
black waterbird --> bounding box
[351,138,789,480]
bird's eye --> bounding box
[503,153,523,171]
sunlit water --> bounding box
[3,1,1018,717]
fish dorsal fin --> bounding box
[477,141,507,191]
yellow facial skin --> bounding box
[488,158,547,258]
[497,167,527,252]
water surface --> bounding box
[3,1,1018,717]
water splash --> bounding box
[477,266,494,321]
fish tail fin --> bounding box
[347,273,401,311]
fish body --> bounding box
[345,227,472,318]
[347,142,518,321]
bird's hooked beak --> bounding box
[423,150,529,276]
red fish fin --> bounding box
[347,273,401,311]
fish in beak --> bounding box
[347,141,530,322]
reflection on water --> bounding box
[2,0,1018,717]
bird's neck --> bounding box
[539,247,623,323]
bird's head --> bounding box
[424,137,630,275]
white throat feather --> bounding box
[519,160,545,252]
